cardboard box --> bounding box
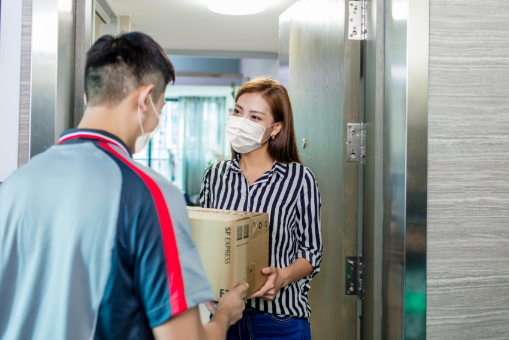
[187,207,270,301]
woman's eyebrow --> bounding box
[249,110,266,115]
[236,104,267,115]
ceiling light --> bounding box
[208,0,268,15]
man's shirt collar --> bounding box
[58,129,132,157]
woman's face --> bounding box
[233,92,282,143]
[233,92,275,127]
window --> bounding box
[134,100,180,184]
[134,97,229,204]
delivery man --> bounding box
[0,32,246,340]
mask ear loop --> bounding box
[261,122,280,144]
[138,96,145,135]
[138,92,161,135]
[149,95,161,119]
[261,135,272,145]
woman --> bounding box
[200,78,323,339]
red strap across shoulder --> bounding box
[98,141,188,316]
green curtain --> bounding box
[179,96,226,200]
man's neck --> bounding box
[78,105,138,153]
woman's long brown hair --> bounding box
[232,78,302,164]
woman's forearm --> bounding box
[280,258,314,287]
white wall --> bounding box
[240,58,279,83]
[0,0,22,182]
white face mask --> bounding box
[134,94,161,154]
[225,116,276,154]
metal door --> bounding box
[280,0,362,338]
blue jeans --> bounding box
[225,306,311,340]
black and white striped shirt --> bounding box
[199,154,323,318]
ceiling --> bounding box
[109,0,298,54]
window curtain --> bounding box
[179,96,227,201]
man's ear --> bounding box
[138,85,155,113]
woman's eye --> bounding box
[251,115,261,121]
[233,109,241,115]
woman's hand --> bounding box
[248,259,314,301]
[247,266,289,301]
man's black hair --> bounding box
[84,32,175,107]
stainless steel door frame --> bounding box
[74,0,94,127]
[361,0,385,338]
[17,0,92,162]
[30,0,77,157]
[382,0,429,339]
[18,0,33,168]
[30,0,60,157]
[362,0,429,338]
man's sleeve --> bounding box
[133,175,214,328]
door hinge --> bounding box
[348,0,367,40]
[345,255,365,299]
[347,123,366,164]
